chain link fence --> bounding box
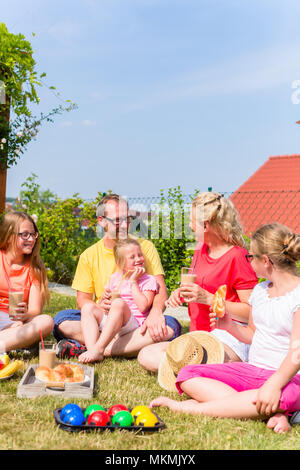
[123,190,300,237]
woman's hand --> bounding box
[179,283,214,306]
[165,288,184,308]
[253,380,282,416]
[209,307,232,330]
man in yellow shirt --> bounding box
[53,194,181,359]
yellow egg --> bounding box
[135,411,159,427]
[131,405,153,421]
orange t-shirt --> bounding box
[0,250,39,314]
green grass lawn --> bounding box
[1,292,299,450]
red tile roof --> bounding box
[230,155,300,236]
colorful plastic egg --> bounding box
[135,412,159,427]
[112,410,133,427]
[87,410,109,426]
[107,404,128,418]
[131,405,153,421]
[60,403,82,421]
[84,404,106,419]
[62,408,85,426]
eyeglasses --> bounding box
[18,232,39,240]
[245,253,273,265]
[102,216,131,225]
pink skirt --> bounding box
[176,362,300,413]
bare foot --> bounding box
[150,396,183,412]
[267,413,291,433]
[78,348,104,363]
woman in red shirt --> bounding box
[0,211,53,352]
[138,192,257,371]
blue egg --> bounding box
[62,408,86,426]
[60,403,82,421]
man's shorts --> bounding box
[53,309,182,347]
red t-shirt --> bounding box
[0,250,38,314]
[188,243,258,332]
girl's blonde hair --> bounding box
[192,192,245,247]
[251,223,300,274]
[0,211,49,303]
[113,238,141,270]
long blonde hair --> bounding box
[0,211,49,303]
[251,223,300,275]
[192,192,245,247]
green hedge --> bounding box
[14,176,197,291]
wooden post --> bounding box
[0,162,7,214]
[0,74,10,214]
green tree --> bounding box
[0,23,76,213]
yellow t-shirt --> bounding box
[72,237,164,303]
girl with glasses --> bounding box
[151,223,300,433]
[0,211,53,352]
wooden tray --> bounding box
[17,363,95,398]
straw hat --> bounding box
[158,331,225,392]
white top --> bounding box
[248,280,300,372]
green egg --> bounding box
[84,404,105,419]
[112,410,134,427]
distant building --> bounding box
[230,154,300,235]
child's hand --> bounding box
[129,267,145,283]
[165,288,184,308]
[98,288,112,313]
[253,381,282,416]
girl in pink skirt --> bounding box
[151,223,300,433]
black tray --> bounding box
[53,407,166,433]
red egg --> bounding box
[107,404,128,418]
[87,410,109,426]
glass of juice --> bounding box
[9,289,24,320]
[39,342,56,369]
[181,267,196,284]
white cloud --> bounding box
[124,42,300,112]
[82,119,97,126]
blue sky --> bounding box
[2,0,300,200]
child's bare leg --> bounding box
[180,377,238,402]
[79,299,131,363]
[266,413,291,433]
[80,302,104,350]
[0,315,53,352]
[151,388,261,420]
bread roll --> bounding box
[35,363,84,383]
[212,285,227,318]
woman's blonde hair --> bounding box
[192,192,245,247]
[0,211,49,303]
[251,223,300,274]
[113,238,141,270]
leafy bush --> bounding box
[150,186,198,293]
[15,174,100,284]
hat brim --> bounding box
[158,331,225,392]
